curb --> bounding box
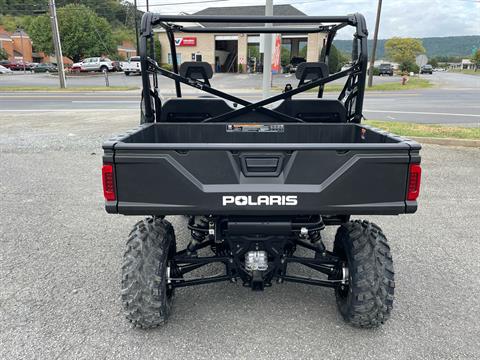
[408,136,480,148]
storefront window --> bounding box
[167,53,182,65]
[299,40,308,58]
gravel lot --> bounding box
[1,112,479,359]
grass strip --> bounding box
[364,120,480,140]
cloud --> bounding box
[135,0,480,38]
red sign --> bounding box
[175,37,197,47]
[272,34,282,74]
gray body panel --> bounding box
[103,123,421,216]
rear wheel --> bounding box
[121,217,176,328]
[333,220,395,328]
[100,65,108,72]
[124,71,130,76]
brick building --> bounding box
[0,27,33,62]
[117,40,137,59]
[155,5,325,73]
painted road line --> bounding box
[0,95,139,99]
[0,109,138,112]
[364,109,480,118]
[71,100,139,103]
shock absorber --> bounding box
[309,230,326,254]
[298,216,326,255]
[187,216,209,255]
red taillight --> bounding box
[407,164,422,201]
[102,164,116,201]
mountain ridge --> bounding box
[334,35,480,59]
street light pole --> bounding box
[262,0,273,100]
[48,0,66,88]
[368,0,382,88]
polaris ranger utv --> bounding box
[102,12,422,329]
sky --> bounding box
[132,0,480,39]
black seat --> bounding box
[160,98,233,122]
[273,99,347,123]
[295,62,329,85]
[179,61,213,84]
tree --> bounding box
[154,37,161,63]
[472,49,480,71]
[280,46,290,66]
[385,37,426,72]
[26,4,115,62]
[429,58,438,68]
[0,47,8,60]
[320,44,346,73]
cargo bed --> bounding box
[103,122,421,216]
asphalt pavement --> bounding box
[0,71,479,125]
[0,111,479,359]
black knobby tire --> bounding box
[333,220,395,328]
[121,217,176,328]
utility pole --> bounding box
[48,0,66,88]
[262,0,273,100]
[368,0,382,88]
[134,0,139,54]
[146,0,150,12]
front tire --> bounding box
[121,217,176,328]
[333,220,395,328]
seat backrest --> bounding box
[295,62,329,83]
[179,61,213,81]
[160,98,233,122]
[273,99,347,123]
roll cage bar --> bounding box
[139,12,368,124]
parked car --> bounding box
[71,57,115,72]
[70,62,82,72]
[378,63,394,76]
[0,64,13,74]
[120,56,141,75]
[4,60,33,71]
[420,64,433,74]
[286,56,306,73]
[111,60,122,72]
[33,63,57,73]
[0,60,12,68]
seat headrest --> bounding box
[179,61,213,80]
[295,62,329,81]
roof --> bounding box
[192,4,309,28]
[0,33,12,41]
[11,29,29,38]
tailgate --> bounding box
[104,143,420,216]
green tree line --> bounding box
[0,0,138,27]
[0,1,138,61]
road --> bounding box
[1,72,479,125]
[0,111,479,359]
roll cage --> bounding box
[139,12,368,124]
